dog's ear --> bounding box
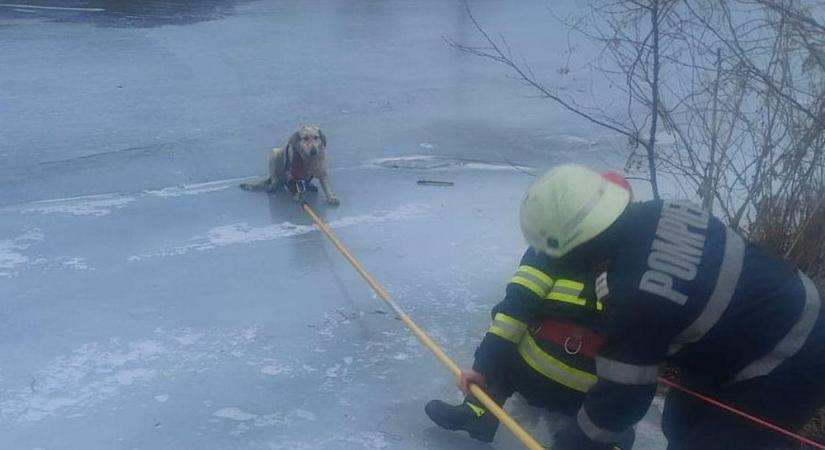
[287,131,301,152]
[318,129,327,148]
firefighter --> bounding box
[517,164,825,450]
[424,172,635,448]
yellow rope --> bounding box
[302,202,545,450]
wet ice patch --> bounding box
[172,331,203,346]
[212,406,317,435]
[60,257,89,270]
[325,364,342,378]
[18,193,135,217]
[266,431,390,450]
[27,255,93,275]
[261,363,293,376]
[293,409,316,421]
[0,230,43,276]
[209,222,315,246]
[129,203,430,261]
[344,431,391,449]
[0,340,166,422]
[371,155,530,172]
[0,177,261,219]
[0,327,260,423]
[303,308,430,393]
[144,178,249,198]
[154,394,170,403]
[110,368,157,386]
[214,407,257,421]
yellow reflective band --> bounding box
[517,265,554,287]
[547,293,604,311]
[546,291,587,306]
[554,278,584,291]
[494,313,527,330]
[550,285,583,298]
[511,275,548,298]
[489,325,520,343]
[488,313,528,344]
[546,278,588,306]
[518,334,597,392]
[466,401,486,418]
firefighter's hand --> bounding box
[458,369,486,396]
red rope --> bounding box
[657,377,825,449]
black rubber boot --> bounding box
[424,399,500,443]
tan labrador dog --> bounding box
[240,125,339,206]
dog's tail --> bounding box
[238,177,272,192]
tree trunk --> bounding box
[646,0,662,200]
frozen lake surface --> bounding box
[0,1,664,448]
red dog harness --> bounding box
[284,150,312,194]
[288,150,306,180]
[534,319,605,358]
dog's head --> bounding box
[288,125,327,160]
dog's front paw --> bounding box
[327,196,340,207]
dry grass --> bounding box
[749,184,825,446]
[749,184,825,282]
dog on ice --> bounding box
[240,125,339,206]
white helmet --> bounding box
[520,164,631,258]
